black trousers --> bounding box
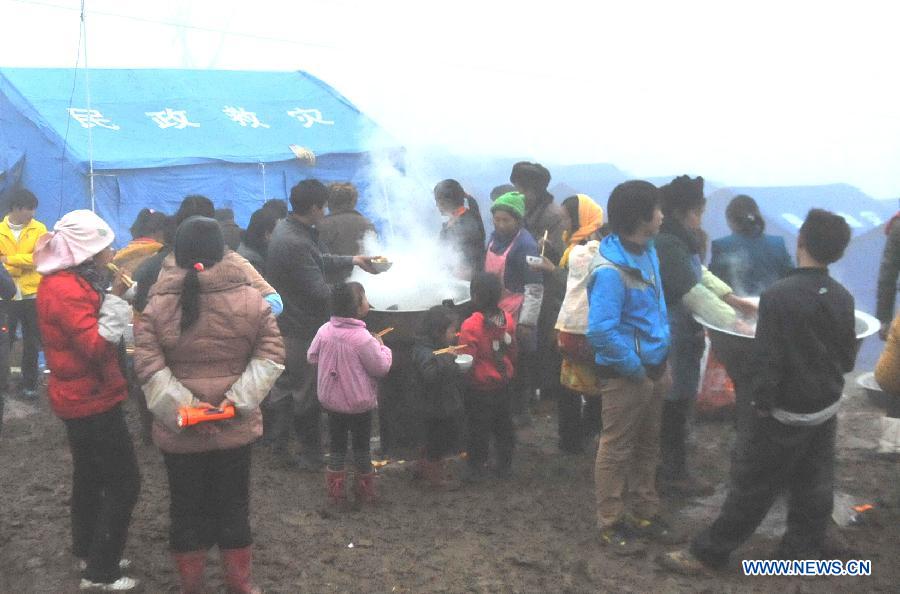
[265,335,322,456]
[0,308,7,437]
[6,299,40,390]
[63,404,141,583]
[691,415,836,568]
[163,445,253,552]
[464,385,515,469]
[423,416,459,461]
[326,410,372,471]
[557,388,602,453]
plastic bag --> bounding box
[696,340,736,418]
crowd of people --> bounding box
[0,160,896,591]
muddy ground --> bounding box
[1,370,898,593]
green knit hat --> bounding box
[491,191,526,220]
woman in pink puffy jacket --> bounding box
[307,281,392,504]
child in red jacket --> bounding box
[459,272,518,480]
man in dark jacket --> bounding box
[655,176,754,496]
[318,182,376,284]
[510,162,567,422]
[266,179,379,470]
[661,209,857,573]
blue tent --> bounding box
[0,68,401,244]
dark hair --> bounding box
[214,208,236,223]
[9,189,38,211]
[660,175,705,216]
[327,182,359,213]
[129,208,167,239]
[174,217,225,330]
[421,305,458,345]
[470,272,502,316]
[490,184,516,201]
[510,162,551,193]
[561,195,580,230]
[243,208,279,254]
[726,194,765,236]
[434,178,483,222]
[289,179,329,215]
[331,281,365,318]
[161,216,178,245]
[262,198,289,218]
[607,181,662,235]
[175,195,215,227]
[799,209,851,265]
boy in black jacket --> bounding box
[411,306,465,489]
[661,209,857,573]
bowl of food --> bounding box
[455,353,474,372]
[369,256,393,273]
[857,371,889,410]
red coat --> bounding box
[459,311,517,391]
[36,271,127,419]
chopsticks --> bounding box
[376,327,394,338]
[432,344,468,355]
[539,229,548,258]
[106,263,135,288]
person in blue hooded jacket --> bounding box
[586,180,673,554]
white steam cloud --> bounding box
[350,143,471,311]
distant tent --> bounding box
[0,68,401,243]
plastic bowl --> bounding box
[370,259,393,273]
[455,353,473,372]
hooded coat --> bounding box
[134,257,285,454]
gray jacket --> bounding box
[266,217,353,338]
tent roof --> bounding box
[0,68,397,170]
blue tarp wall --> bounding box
[0,68,402,244]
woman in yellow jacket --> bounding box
[0,189,47,398]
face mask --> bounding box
[440,214,451,223]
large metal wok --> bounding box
[693,296,880,355]
[694,297,880,426]
[364,278,471,341]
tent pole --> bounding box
[80,2,95,212]
[260,162,267,200]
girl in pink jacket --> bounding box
[307,282,392,504]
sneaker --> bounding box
[600,522,646,557]
[630,515,685,545]
[657,549,709,575]
[77,559,132,573]
[79,576,139,591]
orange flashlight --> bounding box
[177,404,236,428]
